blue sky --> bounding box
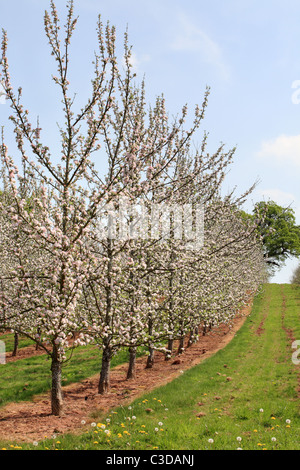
[1,0,300,282]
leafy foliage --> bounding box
[252,201,300,269]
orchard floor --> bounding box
[0,305,251,443]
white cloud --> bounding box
[256,134,300,166]
[122,51,151,75]
[170,12,230,80]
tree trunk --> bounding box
[165,338,173,360]
[145,346,155,369]
[165,255,175,361]
[188,326,198,347]
[36,327,41,350]
[177,335,185,355]
[12,332,19,357]
[98,238,114,395]
[98,346,112,394]
[126,347,137,379]
[51,352,64,416]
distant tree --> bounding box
[251,201,300,269]
[291,264,300,285]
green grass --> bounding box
[1,283,299,450]
[0,332,35,352]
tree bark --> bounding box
[98,345,112,394]
[98,237,114,395]
[12,332,19,357]
[188,326,198,347]
[51,350,64,416]
[165,338,173,360]
[145,346,155,369]
[126,347,137,379]
[177,334,185,355]
[36,327,41,350]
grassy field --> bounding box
[0,283,299,450]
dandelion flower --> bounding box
[208,439,214,444]
[286,419,291,424]
[271,437,276,442]
[237,437,242,442]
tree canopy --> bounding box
[251,201,300,269]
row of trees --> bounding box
[245,201,300,284]
[0,1,266,416]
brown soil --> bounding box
[0,303,252,444]
[255,314,267,336]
